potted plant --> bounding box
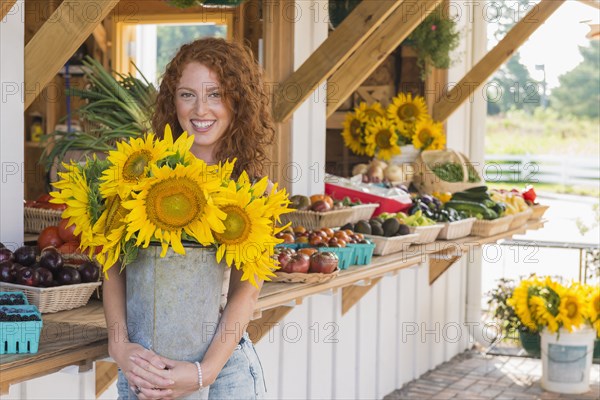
[486,277,541,357]
[508,275,599,394]
[340,93,445,164]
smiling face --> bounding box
[175,62,233,163]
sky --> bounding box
[488,0,599,90]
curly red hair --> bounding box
[152,38,275,179]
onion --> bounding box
[370,159,388,171]
[384,163,415,183]
[367,165,384,183]
[352,163,369,177]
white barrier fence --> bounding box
[483,154,600,187]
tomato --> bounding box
[309,194,333,208]
[37,226,65,251]
[57,218,79,243]
[58,241,82,255]
[47,203,67,211]
[36,194,52,203]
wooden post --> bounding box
[432,0,565,123]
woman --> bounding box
[104,37,275,399]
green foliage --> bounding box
[487,53,539,115]
[486,278,523,340]
[551,41,600,119]
[157,25,227,82]
[406,7,461,80]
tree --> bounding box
[550,41,600,119]
[486,0,541,115]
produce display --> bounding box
[0,245,100,288]
[276,226,370,247]
[275,247,339,274]
[0,292,27,305]
[289,194,338,212]
[0,306,41,322]
[408,194,464,223]
[35,218,96,259]
[489,189,529,215]
[352,159,413,188]
[24,194,66,211]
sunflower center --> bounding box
[594,297,600,313]
[350,119,362,139]
[397,104,418,122]
[375,130,393,149]
[566,300,578,318]
[418,129,432,143]
[215,205,251,244]
[123,150,152,181]
[146,177,204,230]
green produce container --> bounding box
[347,242,375,265]
[317,246,355,270]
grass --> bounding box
[486,108,600,157]
[485,109,599,198]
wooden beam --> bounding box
[0,0,16,20]
[341,277,382,315]
[326,0,443,117]
[432,0,565,122]
[577,0,600,10]
[92,23,108,55]
[272,0,405,122]
[428,249,462,285]
[24,0,119,109]
[247,306,293,343]
[96,361,118,399]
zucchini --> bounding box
[445,200,497,220]
[464,186,488,193]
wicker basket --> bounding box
[272,268,339,284]
[508,208,533,230]
[408,224,444,244]
[0,281,102,313]
[437,218,476,240]
[280,204,377,230]
[24,207,63,234]
[470,215,514,237]
[529,204,549,220]
[363,233,419,256]
[412,150,483,194]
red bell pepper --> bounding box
[522,185,537,203]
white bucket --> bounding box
[540,327,596,394]
[390,145,420,165]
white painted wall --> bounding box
[289,0,328,197]
[255,260,472,399]
[0,0,24,250]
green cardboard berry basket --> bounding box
[317,246,355,270]
[347,241,376,265]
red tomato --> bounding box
[47,203,67,211]
[36,194,52,203]
[38,226,65,251]
[57,218,80,243]
[58,241,82,255]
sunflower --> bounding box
[92,195,129,272]
[162,124,195,165]
[213,180,280,287]
[357,102,386,121]
[508,279,537,332]
[365,118,401,160]
[100,133,172,199]
[557,289,587,332]
[589,289,600,323]
[387,93,428,132]
[530,295,559,333]
[122,162,226,257]
[341,110,367,155]
[412,119,445,150]
[50,162,97,245]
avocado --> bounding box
[371,224,384,236]
[354,220,372,235]
[382,218,400,237]
[397,224,410,236]
[340,222,354,231]
[289,195,310,211]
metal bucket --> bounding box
[126,244,226,399]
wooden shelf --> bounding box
[1,219,545,393]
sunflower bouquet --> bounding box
[508,275,599,336]
[341,92,446,161]
[49,125,293,287]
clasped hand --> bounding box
[119,343,200,399]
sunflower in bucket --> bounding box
[341,92,446,161]
[50,125,293,287]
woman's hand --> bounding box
[130,356,202,400]
[110,342,174,398]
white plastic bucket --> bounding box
[540,327,596,394]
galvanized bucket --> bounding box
[126,244,226,399]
